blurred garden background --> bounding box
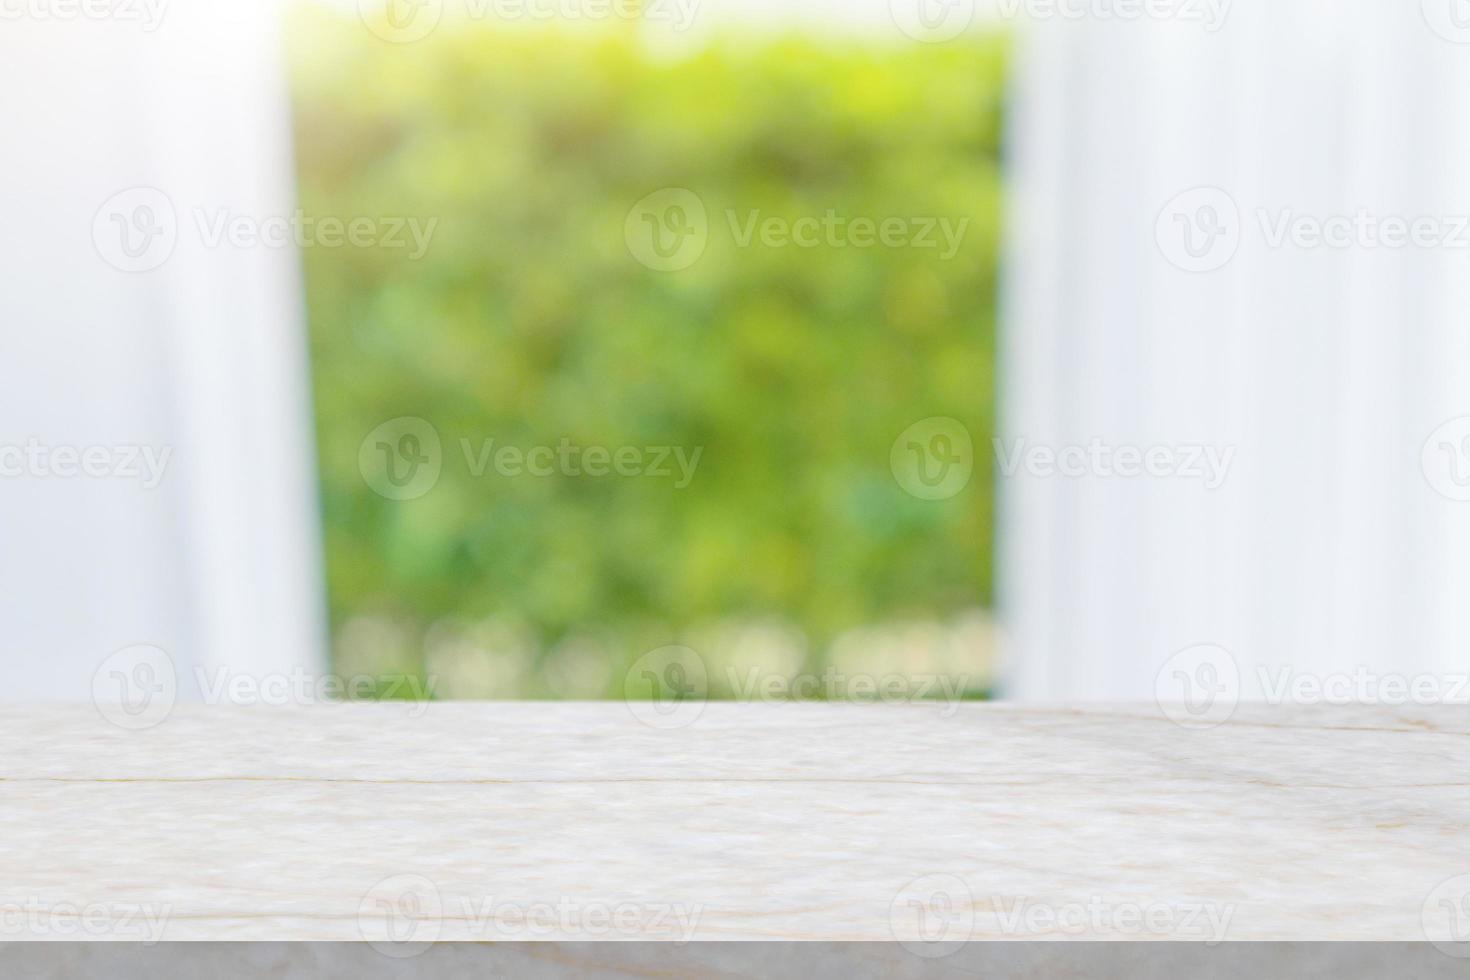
[289,2,1006,700]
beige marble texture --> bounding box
[0,704,1466,946]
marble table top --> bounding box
[1,703,1466,950]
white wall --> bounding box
[1000,0,1470,700]
[0,0,327,699]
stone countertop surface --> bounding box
[0,703,1466,947]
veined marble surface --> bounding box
[0,704,1466,947]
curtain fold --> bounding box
[1000,0,1470,699]
[0,1,327,698]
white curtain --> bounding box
[1000,0,1470,699]
[0,0,326,698]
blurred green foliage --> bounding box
[289,11,1006,697]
